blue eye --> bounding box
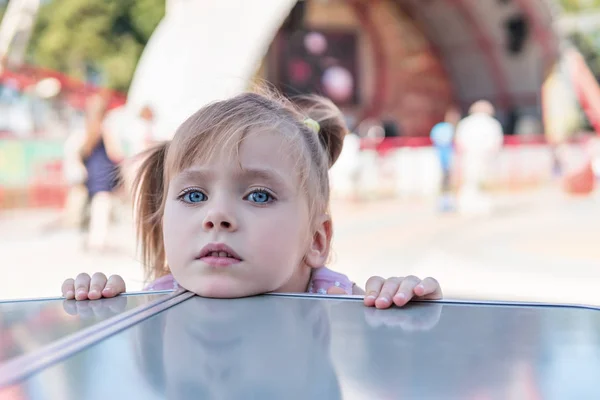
[181,190,207,203]
[246,190,273,204]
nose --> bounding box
[202,207,238,232]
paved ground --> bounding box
[1,185,599,305]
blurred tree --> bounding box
[559,0,600,13]
[557,0,600,130]
[570,31,600,79]
[558,0,600,80]
[26,0,164,91]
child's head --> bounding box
[134,296,341,399]
[133,90,347,297]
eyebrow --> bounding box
[174,169,214,185]
[174,167,293,190]
[237,167,291,189]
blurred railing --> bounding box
[0,64,126,111]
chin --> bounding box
[188,279,262,299]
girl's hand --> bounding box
[363,275,442,309]
[63,295,128,319]
[364,303,443,331]
[61,273,126,300]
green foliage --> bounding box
[570,31,600,78]
[27,0,165,91]
[559,0,600,13]
[559,0,600,80]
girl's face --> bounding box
[162,297,339,399]
[162,131,330,298]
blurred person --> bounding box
[455,100,504,215]
[514,114,542,136]
[430,107,460,212]
[104,103,158,156]
[61,123,88,229]
[103,103,160,195]
[587,136,600,182]
[353,119,385,201]
[32,77,68,138]
[559,136,597,195]
[137,105,157,148]
[126,105,158,199]
[7,82,33,137]
[80,92,124,251]
[329,130,362,201]
[38,87,87,231]
[328,113,362,201]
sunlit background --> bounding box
[0,0,598,304]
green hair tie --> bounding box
[303,118,320,134]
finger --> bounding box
[364,306,411,328]
[74,273,91,300]
[89,299,116,319]
[89,299,109,318]
[62,300,78,315]
[88,272,108,300]
[102,275,126,298]
[363,304,444,331]
[375,277,403,309]
[406,304,443,331]
[393,275,421,307]
[106,296,128,314]
[363,307,385,328]
[396,303,444,332]
[61,279,75,299]
[413,277,443,299]
[326,286,346,295]
[363,276,385,307]
[75,301,94,319]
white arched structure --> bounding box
[127,0,296,140]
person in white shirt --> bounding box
[102,103,161,195]
[454,100,504,214]
[329,131,362,201]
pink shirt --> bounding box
[144,267,354,295]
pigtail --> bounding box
[292,94,348,168]
[131,142,169,283]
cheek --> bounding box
[253,208,310,259]
[162,201,198,266]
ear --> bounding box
[304,215,332,268]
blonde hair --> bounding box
[132,90,348,283]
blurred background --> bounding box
[0,0,598,304]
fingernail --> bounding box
[66,291,74,299]
[417,284,425,292]
[379,297,390,304]
[102,287,112,293]
[367,292,377,300]
[76,289,86,297]
[395,293,407,301]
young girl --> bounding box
[140,296,342,398]
[61,91,442,309]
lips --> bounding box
[197,243,242,261]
